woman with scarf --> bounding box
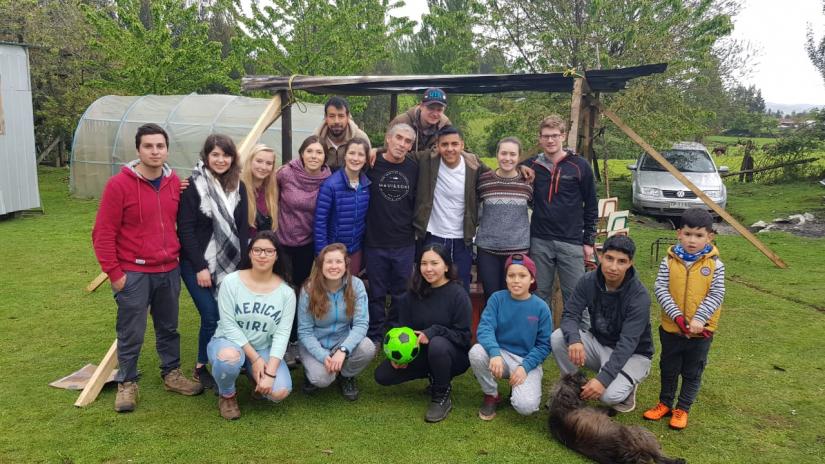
[178,134,249,389]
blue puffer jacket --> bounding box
[314,169,371,255]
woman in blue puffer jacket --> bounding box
[314,137,371,275]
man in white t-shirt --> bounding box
[413,126,487,291]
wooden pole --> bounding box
[280,90,293,163]
[567,78,585,150]
[85,272,108,293]
[590,96,788,268]
[74,339,118,407]
[390,93,398,122]
[237,93,283,163]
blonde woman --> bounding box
[241,144,279,238]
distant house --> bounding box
[778,118,799,130]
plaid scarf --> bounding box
[192,161,241,290]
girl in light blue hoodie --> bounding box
[297,243,375,400]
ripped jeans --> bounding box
[207,337,292,399]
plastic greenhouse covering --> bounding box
[70,94,324,198]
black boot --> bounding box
[425,384,452,423]
[338,375,359,401]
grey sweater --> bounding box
[475,170,533,253]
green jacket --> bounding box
[412,150,489,245]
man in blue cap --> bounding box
[388,87,452,152]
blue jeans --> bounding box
[423,234,473,293]
[364,245,416,340]
[207,337,292,399]
[180,259,219,365]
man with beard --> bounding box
[313,96,371,170]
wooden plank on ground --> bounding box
[590,97,788,269]
[237,94,283,163]
[74,340,118,407]
[85,272,108,293]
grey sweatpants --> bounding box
[550,328,651,406]
[468,344,544,415]
[530,237,590,328]
[114,268,182,383]
[299,338,376,388]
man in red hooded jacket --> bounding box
[92,123,203,413]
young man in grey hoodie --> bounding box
[550,235,654,413]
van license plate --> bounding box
[668,202,689,209]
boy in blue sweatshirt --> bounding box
[469,254,553,420]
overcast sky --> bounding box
[391,0,825,106]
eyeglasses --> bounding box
[251,247,277,257]
[540,133,564,140]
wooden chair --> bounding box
[596,197,619,234]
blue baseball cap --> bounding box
[422,88,447,107]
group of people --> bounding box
[92,88,725,430]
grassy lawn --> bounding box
[1,167,824,463]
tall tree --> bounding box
[85,0,238,95]
[806,1,825,85]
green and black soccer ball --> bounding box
[383,326,420,365]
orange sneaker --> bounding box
[669,408,688,430]
[643,402,671,421]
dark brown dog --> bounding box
[548,372,686,464]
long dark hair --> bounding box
[200,133,241,192]
[240,231,291,284]
[298,135,323,167]
[410,243,459,299]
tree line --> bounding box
[0,0,786,159]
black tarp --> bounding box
[242,63,667,95]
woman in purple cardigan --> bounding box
[276,135,331,288]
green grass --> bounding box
[703,135,778,148]
[1,167,824,463]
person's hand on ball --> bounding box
[568,342,586,367]
[580,378,605,400]
[390,360,407,369]
[415,330,429,345]
[489,356,504,379]
[509,366,527,387]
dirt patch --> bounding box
[715,212,825,238]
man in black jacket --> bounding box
[550,235,653,413]
[522,115,598,320]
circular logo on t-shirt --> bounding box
[700,266,711,276]
[379,170,411,201]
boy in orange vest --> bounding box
[643,208,725,429]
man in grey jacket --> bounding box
[550,235,654,413]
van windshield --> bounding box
[639,150,716,173]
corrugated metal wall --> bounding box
[0,43,40,215]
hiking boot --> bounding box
[163,368,204,396]
[612,384,637,413]
[114,381,138,413]
[193,365,216,390]
[643,402,672,421]
[478,393,501,421]
[301,373,318,395]
[425,384,453,423]
[218,394,241,420]
[669,408,689,430]
[339,376,359,401]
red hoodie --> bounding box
[92,162,181,283]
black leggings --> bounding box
[281,242,314,342]
[374,336,469,388]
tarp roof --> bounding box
[242,63,667,95]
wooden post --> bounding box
[237,93,283,163]
[85,272,108,293]
[590,97,788,269]
[567,78,585,150]
[74,340,118,407]
[280,90,293,163]
[390,93,398,122]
